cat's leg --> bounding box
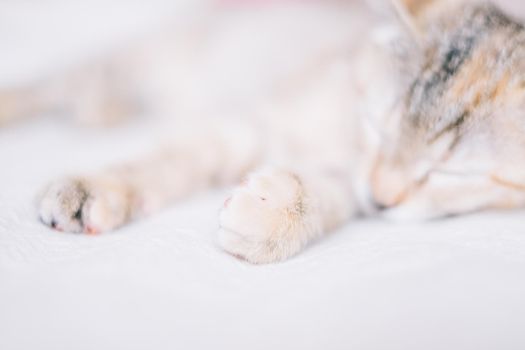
[55,58,140,126]
[217,166,359,264]
[0,87,39,125]
[38,125,261,233]
[0,54,140,127]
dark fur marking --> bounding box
[74,207,83,225]
[71,180,88,225]
[429,110,469,144]
[405,3,522,130]
[413,25,478,111]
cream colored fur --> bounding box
[28,0,525,263]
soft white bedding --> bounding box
[2,1,525,349]
[3,113,525,350]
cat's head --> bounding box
[370,0,525,219]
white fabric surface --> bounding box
[2,1,525,349]
[2,118,525,350]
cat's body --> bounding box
[9,0,525,263]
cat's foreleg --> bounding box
[38,125,260,233]
[217,166,359,264]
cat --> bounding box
[10,0,525,264]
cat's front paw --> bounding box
[38,177,131,234]
[217,169,319,264]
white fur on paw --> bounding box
[218,169,319,264]
[38,177,129,234]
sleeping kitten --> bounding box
[16,0,525,263]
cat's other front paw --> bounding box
[217,169,320,264]
[38,177,131,234]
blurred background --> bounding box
[0,0,363,130]
[1,0,524,126]
[0,0,523,82]
[0,0,196,85]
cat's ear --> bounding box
[393,0,436,19]
[391,0,462,40]
[390,0,437,39]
